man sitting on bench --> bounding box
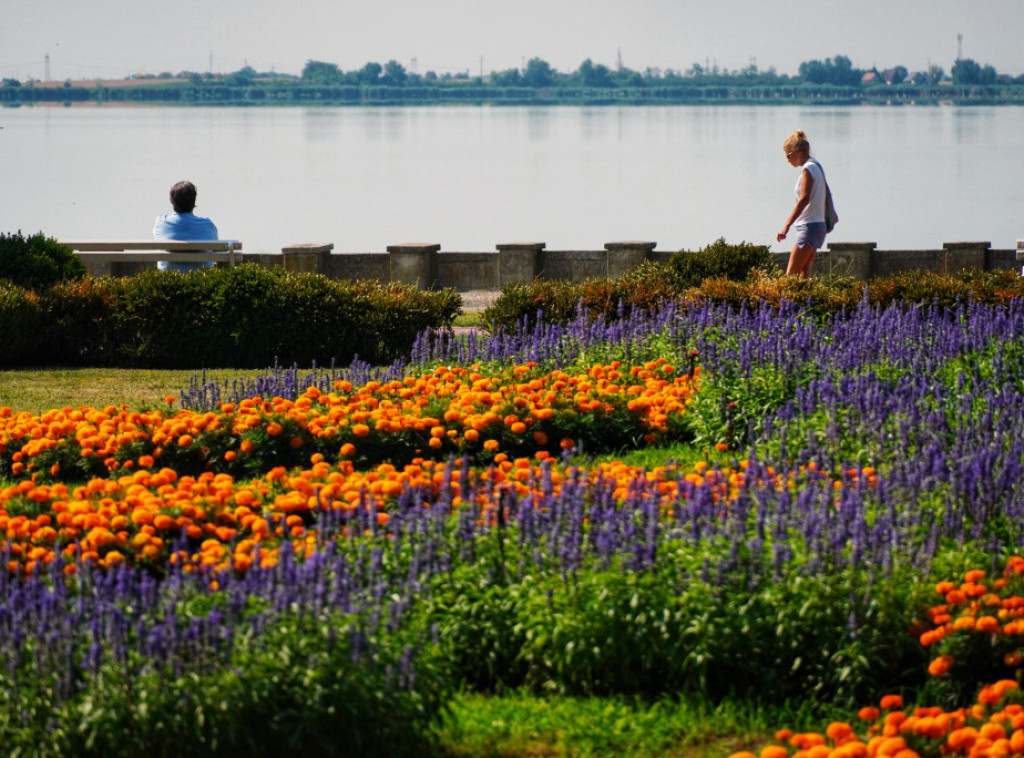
[153,180,219,272]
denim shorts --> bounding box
[793,222,826,249]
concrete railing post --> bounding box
[387,243,440,288]
[823,242,876,280]
[281,243,334,274]
[604,241,657,278]
[942,241,990,274]
[497,242,544,286]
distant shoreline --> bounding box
[4,79,1024,108]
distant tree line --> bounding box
[3,54,1022,106]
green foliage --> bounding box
[484,262,685,331]
[0,264,460,369]
[866,269,1024,310]
[0,281,46,365]
[358,281,461,363]
[484,241,782,330]
[668,238,780,289]
[695,271,864,314]
[37,278,125,366]
[0,231,87,290]
[422,553,925,708]
[0,613,449,757]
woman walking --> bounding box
[777,130,827,278]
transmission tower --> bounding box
[45,53,50,81]
[957,33,962,61]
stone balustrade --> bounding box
[81,239,1024,286]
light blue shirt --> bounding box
[153,212,219,272]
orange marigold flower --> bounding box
[759,747,789,758]
[919,629,944,646]
[975,615,999,633]
[825,722,853,742]
[928,654,954,677]
[876,736,907,755]
[890,749,918,758]
[879,695,903,710]
[946,727,978,751]
[789,733,826,748]
[945,589,968,605]
[978,722,1007,741]
[266,422,283,437]
[858,707,881,721]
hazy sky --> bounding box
[3,0,1022,82]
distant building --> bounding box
[861,71,878,84]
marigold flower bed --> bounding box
[0,358,698,483]
[4,296,1024,756]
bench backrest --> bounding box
[60,240,242,266]
[61,240,241,252]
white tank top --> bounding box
[795,159,826,225]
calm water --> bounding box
[2,104,1023,255]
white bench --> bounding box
[61,240,243,269]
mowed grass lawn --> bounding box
[0,366,801,757]
[0,368,256,415]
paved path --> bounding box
[459,289,500,312]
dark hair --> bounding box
[169,181,198,213]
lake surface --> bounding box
[2,104,1022,255]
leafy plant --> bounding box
[668,238,780,289]
[0,231,86,290]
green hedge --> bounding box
[484,253,1024,329]
[0,231,87,290]
[483,238,780,330]
[0,265,460,369]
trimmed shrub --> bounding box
[0,265,460,369]
[109,266,460,368]
[667,237,779,288]
[0,281,47,366]
[485,240,781,330]
[0,231,86,290]
[358,281,461,363]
